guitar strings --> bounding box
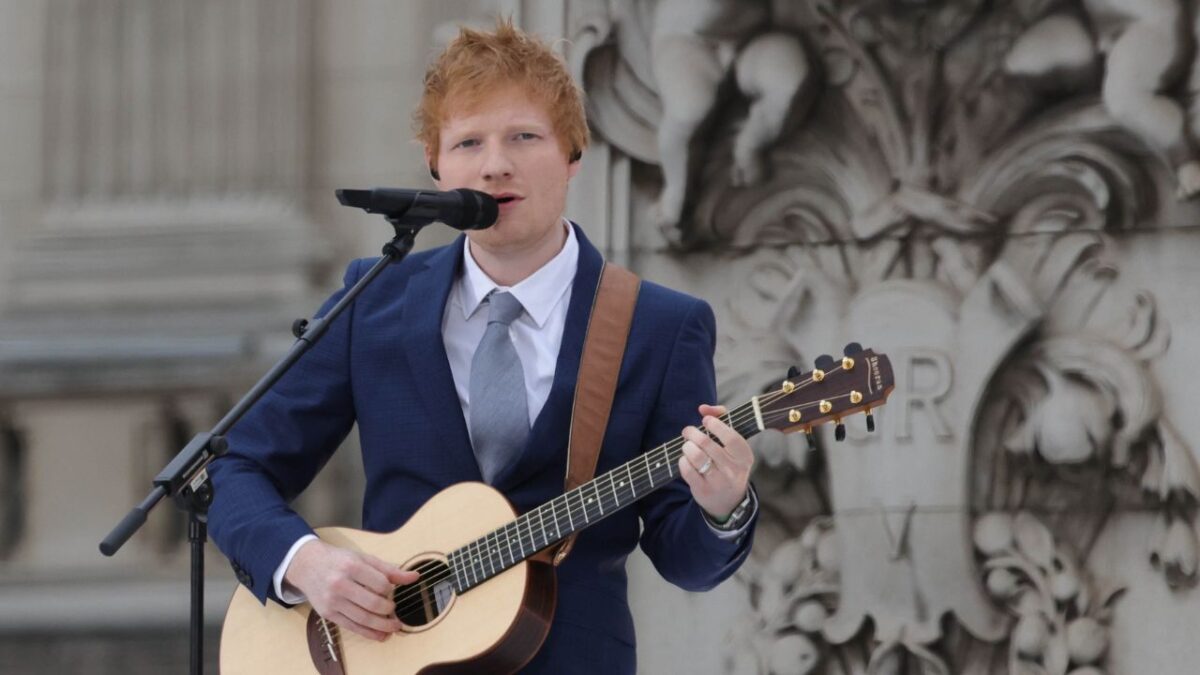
[328,368,866,633]
[333,393,854,640]
[327,400,795,641]
[388,376,860,617]
[386,390,797,616]
[388,387,861,619]
[386,383,860,618]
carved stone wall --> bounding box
[570,0,1200,673]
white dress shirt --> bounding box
[443,220,578,433]
[273,221,750,602]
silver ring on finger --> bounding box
[698,458,713,476]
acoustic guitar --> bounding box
[220,345,894,674]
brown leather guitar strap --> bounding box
[536,261,639,566]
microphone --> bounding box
[336,187,499,230]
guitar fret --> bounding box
[476,538,488,581]
[487,531,499,575]
[521,514,533,556]
[644,453,655,489]
[478,539,489,581]
[465,542,478,588]
[459,544,470,588]
[470,535,484,578]
[450,551,463,591]
[565,490,576,531]
[473,539,485,584]
[627,462,637,499]
[515,520,524,559]
[536,507,548,550]
[593,480,604,516]
[550,497,563,539]
[578,487,588,521]
[504,522,516,564]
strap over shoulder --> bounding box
[536,261,639,566]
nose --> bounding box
[480,143,514,181]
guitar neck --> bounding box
[448,400,764,592]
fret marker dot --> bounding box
[619,481,625,487]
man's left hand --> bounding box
[678,404,754,520]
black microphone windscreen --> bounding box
[455,188,499,230]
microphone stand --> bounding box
[99,219,423,675]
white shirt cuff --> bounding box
[702,485,759,540]
[273,534,319,604]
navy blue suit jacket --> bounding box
[208,224,756,673]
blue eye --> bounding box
[515,132,539,141]
[454,138,479,149]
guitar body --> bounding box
[219,482,556,674]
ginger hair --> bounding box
[415,17,588,169]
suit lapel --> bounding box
[399,237,482,481]
[490,224,605,491]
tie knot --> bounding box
[485,291,524,326]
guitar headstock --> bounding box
[756,343,894,441]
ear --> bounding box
[567,149,583,180]
[424,147,440,183]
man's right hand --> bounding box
[283,538,419,641]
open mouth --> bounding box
[494,195,521,205]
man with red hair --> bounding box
[209,18,758,673]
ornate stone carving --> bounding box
[974,511,1125,674]
[1003,0,1200,197]
[574,0,1200,672]
[572,0,815,244]
[573,0,1200,248]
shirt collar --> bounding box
[459,220,578,328]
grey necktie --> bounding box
[469,291,530,483]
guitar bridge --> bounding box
[306,612,345,675]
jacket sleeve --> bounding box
[635,298,758,592]
[207,259,365,604]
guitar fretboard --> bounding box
[447,402,762,593]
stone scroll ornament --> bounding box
[572,0,1200,673]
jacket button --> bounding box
[230,563,252,587]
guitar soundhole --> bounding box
[394,557,455,629]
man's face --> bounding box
[430,84,580,254]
